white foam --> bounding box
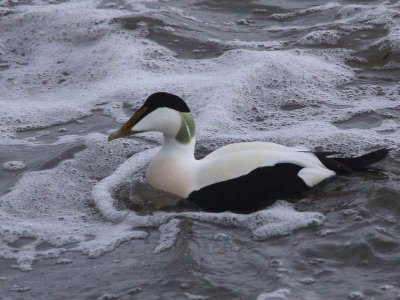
[0,133,150,270]
[154,219,181,253]
[185,293,209,300]
[92,147,157,223]
[335,2,400,58]
[2,161,26,171]
[177,202,324,241]
[267,1,400,50]
[2,0,398,151]
[257,289,291,300]
[376,26,400,54]
[348,291,365,300]
[297,30,341,46]
[212,233,231,241]
[270,2,341,20]
[208,38,286,50]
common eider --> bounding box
[108,92,389,213]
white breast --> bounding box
[146,154,195,198]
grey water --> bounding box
[1,0,400,299]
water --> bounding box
[0,0,400,299]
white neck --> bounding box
[145,133,196,198]
[143,110,197,197]
[160,134,196,159]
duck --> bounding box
[108,92,389,213]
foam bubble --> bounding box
[207,38,285,50]
[55,258,72,265]
[298,30,341,46]
[376,26,400,55]
[348,291,365,300]
[2,161,26,171]
[9,285,31,293]
[270,2,341,20]
[257,288,291,300]
[185,293,209,300]
[212,233,231,241]
[154,218,181,253]
[97,293,117,300]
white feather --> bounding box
[298,167,335,187]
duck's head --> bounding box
[108,92,195,144]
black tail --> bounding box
[315,148,390,175]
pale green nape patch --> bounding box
[175,112,196,144]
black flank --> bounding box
[186,163,310,213]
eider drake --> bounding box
[108,92,389,213]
